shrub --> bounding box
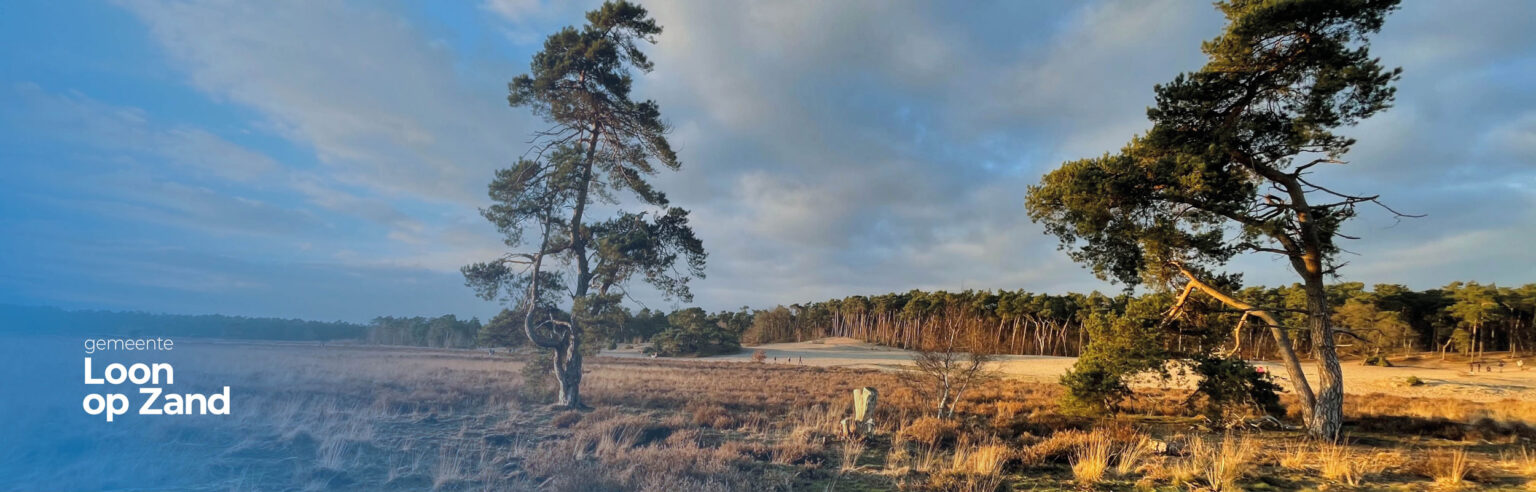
[1060,304,1174,415]
[647,327,741,357]
[1020,430,1090,465]
[686,401,734,429]
[646,309,743,357]
[752,349,767,363]
[898,417,961,448]
[1363,354,1392,367]
[551,410,583,428]
[1060,364,1130,415]
[518,351,557,403]
[1186,356,1284,420]
[1404,375,1424,386]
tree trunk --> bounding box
[551,127,601,410]
[553,339,585,409]
[1302,278,1344,440]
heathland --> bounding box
[53,339,1535,491]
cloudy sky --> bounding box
[1,1,1532,322]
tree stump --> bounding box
[839,387,878,439]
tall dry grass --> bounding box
[1427,448,1472,488]
[1172,433,1256,491]
[1070,431,1113,486]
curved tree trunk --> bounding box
[554,338,584,409]
[1175,265,1318,425]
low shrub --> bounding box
[898,417,961,448]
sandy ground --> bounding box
[604,337,1536,403]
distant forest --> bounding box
[0,305,481,349]
[740,281,1536,361]
[0,304,366,341]
[8,279,1532,360]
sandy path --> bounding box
[604,337,1536,402]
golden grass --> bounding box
[1317,441,1366,486]
[1173,432,1256,491]
[898,416,961,448]
[1427,448,1472,488]
[950,440,1010,476]
[1114,433,1152,477]
[141,341,1536,491]
[840,439,866,471]
[1503,446,1536,477]
[1070,430,1114,486]
[929,439,1010,492]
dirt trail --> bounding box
[605,337,1536,403]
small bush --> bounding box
[551,410,583,428]
[898,417,961,448]
[1020,430,1090,465]
[752,349,767,363]
[1404,375,1424,386]
[686,401,734,429]
[1186,356,1284,420]
[518,351,557,403]
[1363,355,1393,367]
[1059,365,1129,416]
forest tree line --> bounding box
[478,306,750,357]
[0,304,366,341]
[0,304,490,349]
[365,315,482,348]
[736,281,1536,361]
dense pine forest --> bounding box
[737,281,1536,361]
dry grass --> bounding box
[92,341,1536,491]
[839,439,866,471]
[1277,441,1310,471]
[1502,446,1536,477]
[1317,441,1366,486]
[1172,433,1256,491]
[1426,448,1472,488]
[950,439,1009,476]
[1114,433,1152,477]
[898,416,961,447]
[1070,430,1114,486]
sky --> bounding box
[1,0,1532,323]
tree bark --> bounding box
[1302,277,1344,440]
[554,338,584,408]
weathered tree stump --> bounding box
[839,386,878,440]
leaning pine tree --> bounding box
[463,1,705,409]
[1026,0,1407,439]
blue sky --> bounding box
[1,0,1533,322]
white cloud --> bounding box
[27,0,1529,318]
[482,0,541,23]
[10,83,280,181]
[117,0,527,204]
